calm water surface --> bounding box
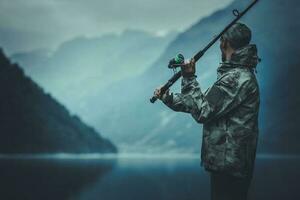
[0,154,299,200]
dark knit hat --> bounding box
[222,22,252,49]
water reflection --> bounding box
[0,156,116,200]
[75,155,209,200]
[0,154,299,200]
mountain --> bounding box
[0,49,117,153]
[83,0,300,154]
[10,30,177,117]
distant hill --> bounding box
[85,0,300,154]
[0,49,117,153]
[11,30,177,117]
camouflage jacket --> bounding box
[162,44,260,178]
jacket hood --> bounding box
[231,44,260,68]
[219,44,260,74]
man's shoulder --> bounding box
[218,68,255,89]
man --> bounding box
[154,23,260,200]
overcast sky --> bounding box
[0,0,233,54]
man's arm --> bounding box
[161,70,252,124]
[155,58,201,113]
[161,75,202,113]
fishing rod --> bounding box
[150,0,259,103]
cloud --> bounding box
[0,0,233,53]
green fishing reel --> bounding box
[168,54,185,69]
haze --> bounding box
[0,0,233,54]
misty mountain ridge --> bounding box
[0,49,117,153]
[11,29,178,117]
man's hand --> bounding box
[181,58,196,77]
[154,86,170,100]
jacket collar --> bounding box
[217,44,260,76]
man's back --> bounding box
[162,44,260,178]
[201,45,260,178]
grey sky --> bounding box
[0,0,233,53]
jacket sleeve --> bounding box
[162,71,251,124]
[161,75,202,113]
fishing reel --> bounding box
[168,54,185,69]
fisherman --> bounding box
[154,23,260,200]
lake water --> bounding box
[0,154,299,200]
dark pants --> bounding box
[210,172,251,200]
